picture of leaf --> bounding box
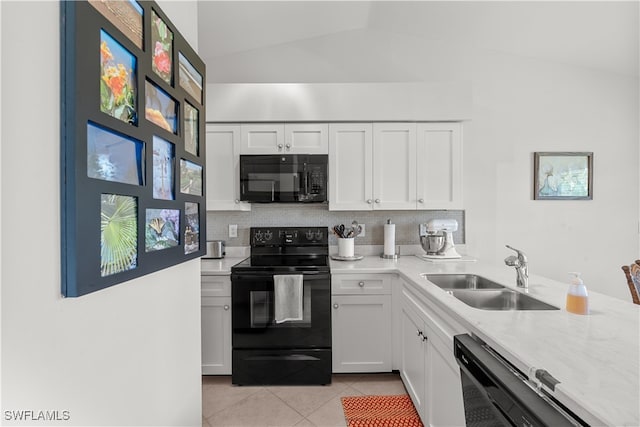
[100,194,137,277]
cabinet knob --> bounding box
[235,199,239,204]
[278,144,283,149]
[223,305,230,311]
[367,199,373,204]
[422,334,428,342]
[358,281,365,287]
[333,303,339,309]
[375,199,381,204]
[417,330,423,337]
[418,198,424,203]
[285,144,291,149]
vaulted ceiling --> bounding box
[197,1,639,83]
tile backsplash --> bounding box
[206,205,465,246]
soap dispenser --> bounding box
[566,272,589,315]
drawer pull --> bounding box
[417,330,423,337]
[223,305,230,311]
[333,303,339,309]
[358,281,365,287]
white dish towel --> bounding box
[274,274,304,324]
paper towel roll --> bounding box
[384,223,396,256]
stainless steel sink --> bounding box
[448,289,559,311]
[423,274,506,290]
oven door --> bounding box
[239,154,327,203]
[231,272,331,349]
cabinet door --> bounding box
[373,123,417,210]
[205,125,250,211]
[328,123,373,211]
[416,123,462,209]
[284,123,328,154]
[201,296,232,375]
[400,298,426,416]
[240,123,285,154]
[332,295,392,373]
[425,332,466,427]
[331,274,392,295]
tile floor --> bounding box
[202,373,408,427]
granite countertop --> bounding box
[200,257,246,275]
[331,255,640,427]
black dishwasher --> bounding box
[454,334,588,427]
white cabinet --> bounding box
[201,276,232,375]
[416,123,463,209]
[240,123,328,154]
[373,123,417,210]
[205,124,250,211]
[400,280,466,427]
[328,123,373,210]
[331,274,392,373]
[329,122,461,211]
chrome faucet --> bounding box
[504,245,528,289]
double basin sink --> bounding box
[423,274,559,311]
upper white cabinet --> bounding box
[240,123,328,154]
[328,123,373,210]
[416,123,463,209]
[329,122,462,211]
[205,124,251,211]
[373,123,417,210]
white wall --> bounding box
[1,2,202,426]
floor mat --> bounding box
[341,394,424,427]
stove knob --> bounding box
[255,230,263,242]
[264,230,273,241]
[314,231,323,240]
[305,230,314,240]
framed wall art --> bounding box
[533,152,593,200]
[61,0,206,297]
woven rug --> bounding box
[341,394,424,427]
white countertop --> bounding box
[331,255,640,427]
[200,257,246,275]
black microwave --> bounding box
[240,154,328,203]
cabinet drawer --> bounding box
[201,275,231,297]
[332,274,392,295]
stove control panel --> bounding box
[251,227,327,246]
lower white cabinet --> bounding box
[201,276,232,375]
[331,274,392,373]
[400,279,466,427]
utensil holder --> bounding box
[338,237,355,258]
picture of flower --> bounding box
[145,80,178,134]
[184,202,199,255]
[151,10,173,84]
[153,136,174,200]
[100,30,137,124]
[184,102,199,156]
[101,194,137,277]
[145,208,180,252]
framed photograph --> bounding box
[178,52,203,104]
[87,122,144,186]
[184,202,199,254]
[152,136,174,200]
[89,0,143,49]
[534,152,593,200]
[145,80,178,134]
[180,159,203,196]
[145,208,180,252]
[100,30,137,124]
[61,1,206,297]
[101,194,138,277]
[151,9,173,84]
[184,102,199,156]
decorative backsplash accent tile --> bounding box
[206,205,465,246]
